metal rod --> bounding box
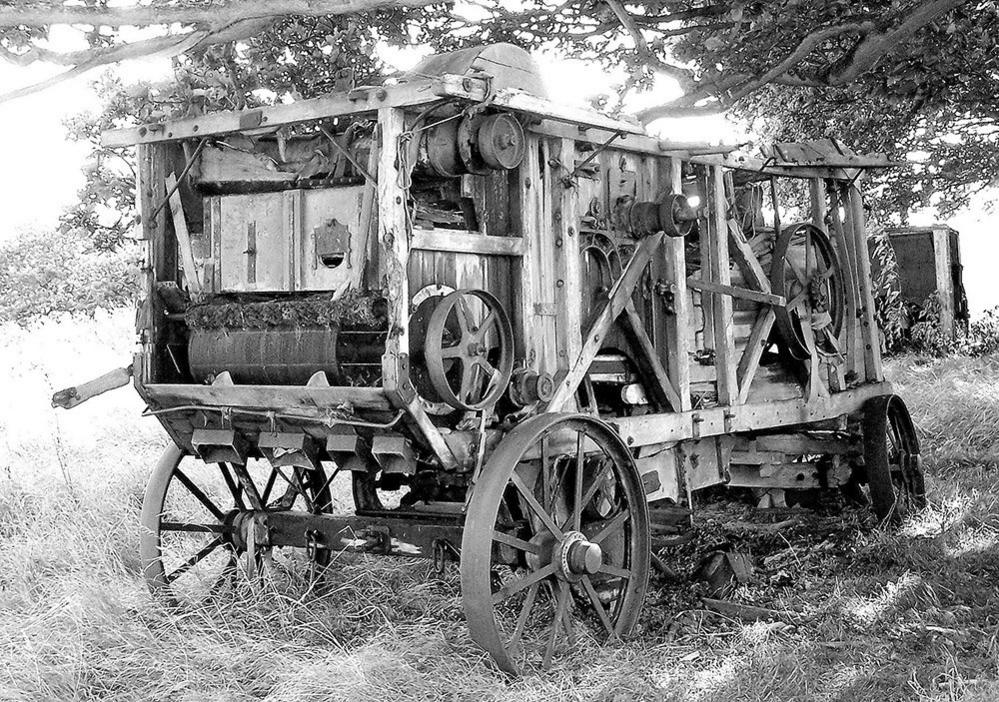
[148,138,208,222]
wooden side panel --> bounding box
[933,227,955,334]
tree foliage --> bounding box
[2,0,996,243]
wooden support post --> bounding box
[828,184,863,380]
[164,173,203,296]
[707,166,737,405]
[932,227,955,335]
[377,107,410,386]
[554,138,583,367]
[696,167,715,350]
[847,179,883,381]
[665,158,691,410]
[138,142,170,383]
[809,178,827,228]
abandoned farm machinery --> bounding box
[56,44,926,673]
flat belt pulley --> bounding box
[411,289,515,411]
[425,111,526,177]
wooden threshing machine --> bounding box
[64,44,926,673]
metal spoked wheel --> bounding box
[461,414,650,674]
[424,289,515,410]
[856,395,926,524]
[771,222,846,360]
[140,444,333,603]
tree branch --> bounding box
[0,0,434,28]
[604,0,695,88]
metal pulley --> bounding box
[628,193,697,237]
[425,112,526,177]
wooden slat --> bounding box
[736,307,776,403]
[727,219,771,293]
[554,138,584,369]
[410,230,526,256]
[164,174,202,296]
[708,166,737,405]
[145,384,391,412]
[620,299,683,411]
[686,277,785,307]
[103,78,448,147]
[847,180,883,381]
[665,158,692,410]
[611,381,893,448]
[546,232,665,411]
[377,108,409,367]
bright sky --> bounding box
[0,33,995,315]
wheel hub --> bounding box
[557,531,602,580]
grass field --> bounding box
[1,310,997,701]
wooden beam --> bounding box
[726,219,770,293]
[847,180,883,381]
[144,384,392,412]
[164,173,202,296]
[103,78,450,147]
[410,230,526,256]
[546,232,665,411]
[708,166,737,406]
[611,381,893,448]
[828,185,863,379]
[620,299,683,411]
[665,157,692,410]
[686,277,785,307]
[932,228,955,334]
[377,108,411,390]
[736,307,776,403]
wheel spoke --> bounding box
[580,575,615,635]
[510,471,564,539]
[261,468,278,507]
[460,361,478,403]
[787,259,809,286]
[475,310,499,341]
[165,536,224,584]
[491,562,557,605]
[592,510,629,544]
[573,432,585,532]
[173,469,226,521]
[218,463,245,510]
[599,563,631,579]
[509,581,539,649]
[455,297,474,335]
[229,463,264,510]
[440,345,464,359]
[543,579,571,668]
[161,521,228,534]
[493,530,541,554]
[562,468,609,531]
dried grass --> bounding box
[0,312,996,701]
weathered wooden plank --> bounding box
[736,307,776,403]
[611,381,892,448]
[847,180,883,381]
[828,184,863,379]
[620,299,683,411]
[932,227,955,334]
[145,384,392,412]
[410,229,526,256]
[727,219,771,293]
[165,173,203,296]
[708,166,738,405]
[546,232,665,411]
[687,277,785,307]
[554,138,584,370]
[665,158,692,411]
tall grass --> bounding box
[1,312,996,701]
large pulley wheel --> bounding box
[461,414,650,674]
[855,395,926,524]
[424,289,514,411]
[770,223,846,360]
[140,444,333,603]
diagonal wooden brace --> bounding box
[545,232,665,411]
[619,299,683,412]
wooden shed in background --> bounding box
[881,225,968,335]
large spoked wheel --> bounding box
[771,223,846,360]
[424,289,514,411]
[140,444,333,603]
[461,414,650,674]
[856,395,926,525]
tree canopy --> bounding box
[2,0,996,238]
